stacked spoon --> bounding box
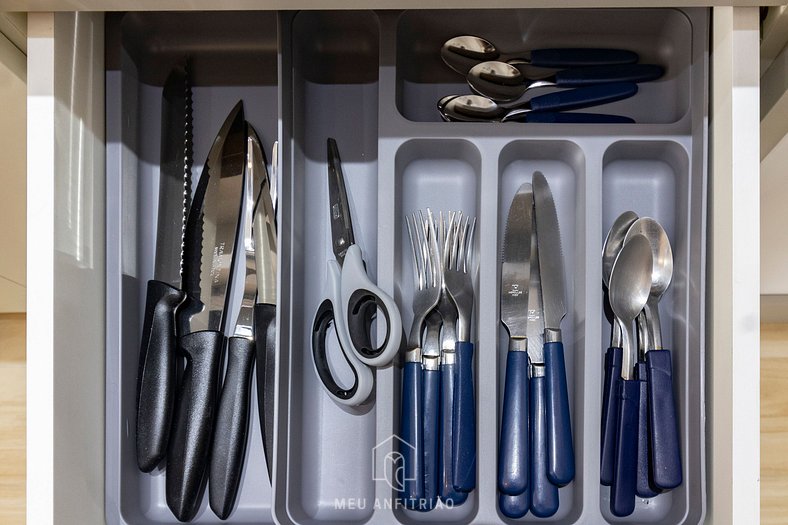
[601,212,682,517]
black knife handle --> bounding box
[254,303,277,482]
[136,279,185,473]
[166,330,224,522]
[209,336,255,520]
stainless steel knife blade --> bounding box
[187,101,247,333]
[527,225,545,364]
[154,66,192,287]
[501,183,534,339]
[532,171,567,334]
[251,129,277,307]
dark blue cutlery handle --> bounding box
[440,361,468,505]
[400,360,423,506]
[544,341,575,486]
[453,341,476,492]
[422,368,441,510]
[530,48,639,67]
[523,112,635,124]
[611,380,640,518]
[136,280,185,473]
[529,82,638,113]
[499,490,531,519]
[166,330,224,523]
[555,64,664,87]
[646,350,683,490]
[530,376,560,518]
[636,362,658,498]
[600,347,623,486]
[498,349,530,495]
[209,336,256,520]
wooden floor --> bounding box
[0,313,25,525]
[0,317,786,522]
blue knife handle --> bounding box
[545,341,575,486]
[530,375,560,518]
[422,368,441,510]
[635,361,658,498]
[611,380,640,518]
[529,82,638,113]
[499,490,531,519]
[555,64,664,87]
[439,360,468,505]
[600,347,623,486]
[498,348,530,495]
[646,350,683,490]
[399,360,423,507]
[453,341,476,492]
[521,112,635,124]
[529,48,639,68]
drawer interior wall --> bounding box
[104,8,708,525]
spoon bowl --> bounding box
[441,36,502,75]
[602,211,639,288]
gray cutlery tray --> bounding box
[105,7,707,525]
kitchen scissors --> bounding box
[312,138,403,406]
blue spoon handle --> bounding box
[453,341,476,492]
[528,82,638,113]
[555,64,664,87]
[611,380,640,518]
[519,112,635,124]
[498,347,530,495]
[647,349,683,490]
[529,48,639,67]
[636,361,658,498]
[600,347,623,485]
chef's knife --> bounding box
[532,171,575,486]
[166,102,247,522]
[498,183,533,497]
[136,65,192,473]
[208,122,271,519]
[251,131,278,483]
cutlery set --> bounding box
[438,35,665,123]
[498,174,574,519]
[399,209,478,510]
[601,212,682,517]
[135,66,278,521]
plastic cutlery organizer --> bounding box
[105,7,707,524]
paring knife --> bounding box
[166,102,247,522]
[498,183,533,500]
[136,65,192,473]
[532,171,575,487]
[208,123,275,519]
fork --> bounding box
[443,213,478,493]
[400,210,442,508]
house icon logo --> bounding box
[372,435,416,492]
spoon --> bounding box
[607,234,653,517]
[467,61,665,103]
[437,84,638,123]
[440,35,639,76]
[623,217,682,492]
[438,95,635,124]
[599,211,639,486]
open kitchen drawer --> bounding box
[25,5,760,525]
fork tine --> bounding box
[465,217,476,273]
[458,214,470,273]
[409,212,425,290]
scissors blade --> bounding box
[327,138,355,266]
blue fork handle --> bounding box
[636,361,658,498]
[600,347,623,485]
[439,360,468,505]
[646,349,683,490]
[555,64,664,87]
[611,380,640,518]
[499,490,531,519]
[529,48,639,68]
[400,361,423,507]
[544,341,575,485]
[453,341,476,492]
[422,368,441,510]
[498,347,530,495]
[530,375,560,518]
[529,82,638,113]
